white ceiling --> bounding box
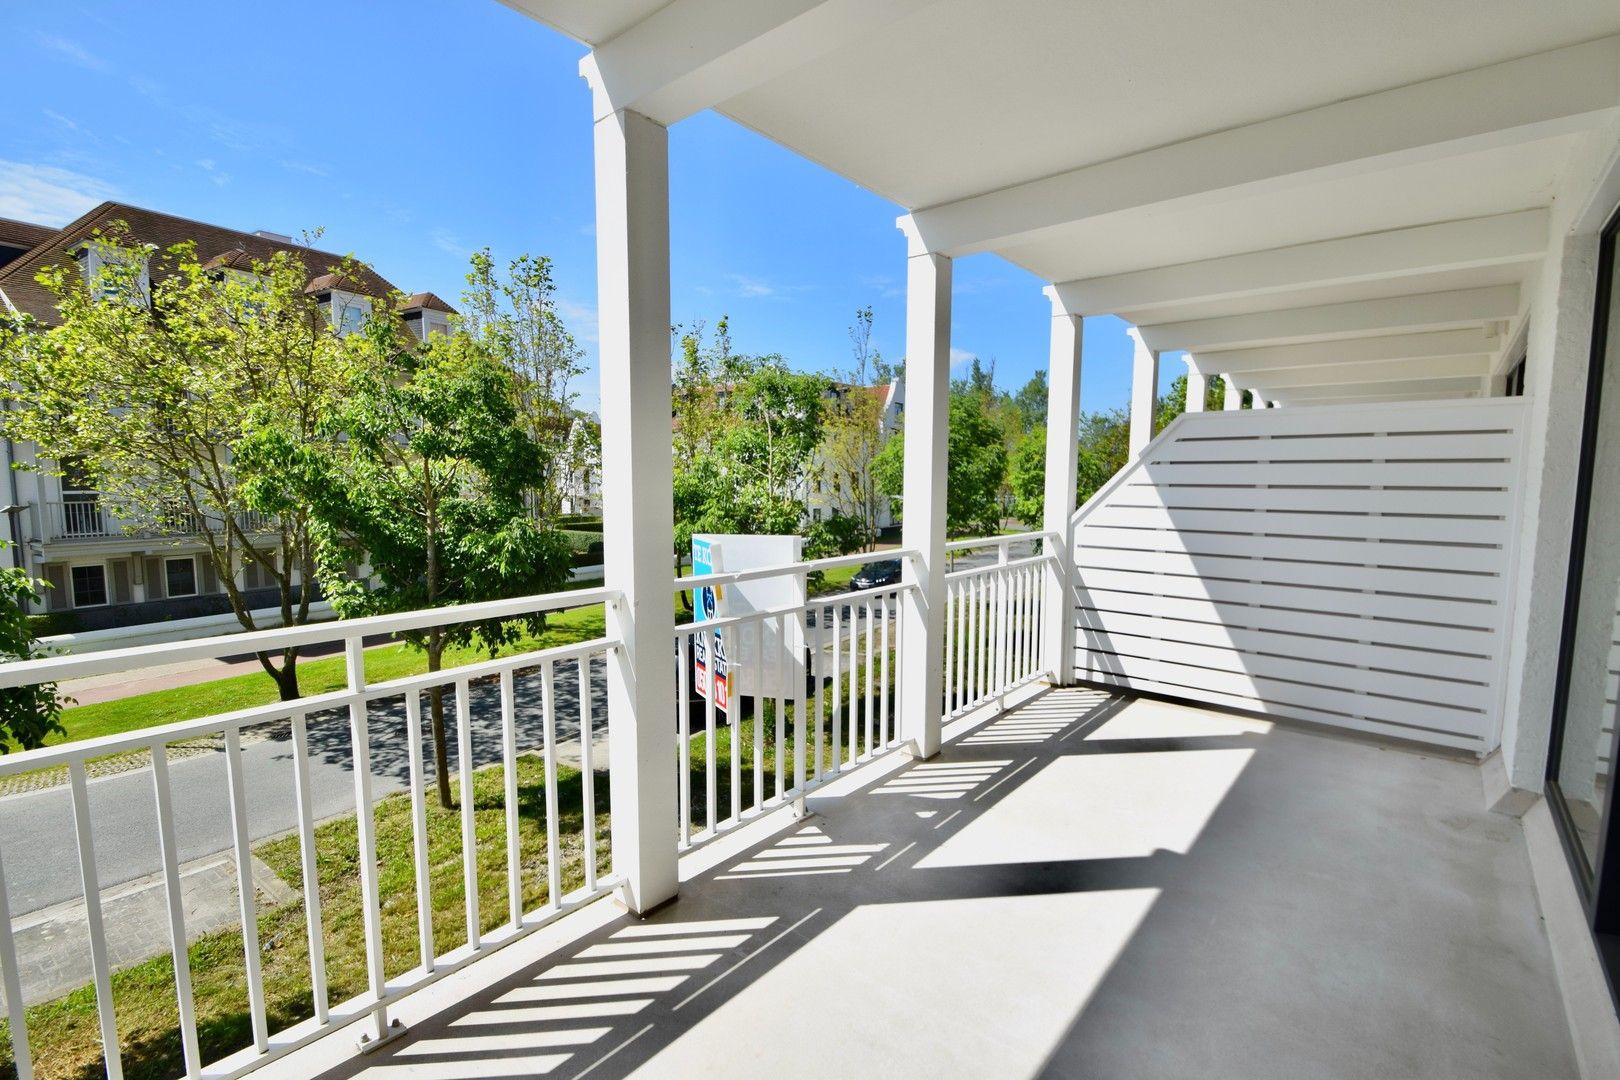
[507,0,1620,404]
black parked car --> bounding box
[850,559,903,591]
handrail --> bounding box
[944,553,1054,581]
[944,530,1058,553]
[0,585,621,688]
[678,580,915,636]
[679,547,920,593]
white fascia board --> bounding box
[1053,210,1547,317]
[906,36,1620,255]
[581,0,935,124]
[1140,285,1520,353]
[1236,353,1493,391]
[1191,328,1499,374]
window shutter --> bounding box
[110,560,131,604]
[144,557,165,600]
[43,565,66,611]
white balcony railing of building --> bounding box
[0,543,1043,1079]
[43,499,278,543]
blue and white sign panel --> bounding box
[691,534,805,709]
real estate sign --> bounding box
[691,534,805,710]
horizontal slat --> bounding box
[1103,483,1512,517]
[1083,504,1509,546]
[1073,586,1500,655]
[1080,526,1503,574]
[1075,626,1494,711]
[1073,568,1501,630]
[1140,460,1510,488]
[1075,652,1489,741]
[1076,608,1497,686]
[1148,430,1518,464]
[1076,546,1505,603]
[1166,399,1524,440]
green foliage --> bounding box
[803,512,868,560]
[0,225,358,699]
[0,549,65,751]
[876,392,1009,537]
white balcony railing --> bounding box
[0,539,1042,1078]
[943,531,1062,718]
[43,499,275,542]
[0,586,619,1079]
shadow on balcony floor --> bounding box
[289,688,1577,1080]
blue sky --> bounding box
[0,0,1175,413]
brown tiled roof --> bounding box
[400,291,456,314]
[0,202,403,324]
[0,217,54,264]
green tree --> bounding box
[0,226,353,700]
[305,316,571,809]
[0,548,65,751]
[817,307,892,549]
[875,392,1008,537]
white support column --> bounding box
[1040,288,1082,686]
[1127,328,1159,457]
[1222,374,1243,410]
[591,100,679,913]
[1184,357,1208,413]
[897,220,950,760]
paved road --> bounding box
[0,657,608,916]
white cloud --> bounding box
[724,273,812,300]
[429,227,466,256]
[0,161,118,226]
[279,160,328,177]
[37,34,107,71]
[950,346,978,368]
[555,296,599,343]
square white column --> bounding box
[592,104,678,913]
[1040,289,1082,686]
[897,223,949,760]
[1184,359,1208,413]
[1127,328,1159,457]
[1223,374,1243,410]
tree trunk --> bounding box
[256,649,302,700]
[428,636,453,809]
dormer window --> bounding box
[423,313,451,340]
[79,241,150,305]
[324,290,371,336]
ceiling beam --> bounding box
[1140,285,1519,353]
[904,36,1620,255]
[1189,328,1498,375]
[1274,377,1483,403]
[580,0,934,124]
[1234,354,1492,392]
[1052,211,1547,317]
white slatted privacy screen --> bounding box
[1071,399,1528,752]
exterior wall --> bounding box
[1499,118,1620,794]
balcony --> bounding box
[42,500,275,544]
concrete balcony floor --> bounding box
[282,688,1577,1080]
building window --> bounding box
[425,315,450,339]
[81,242,150,304]
[70,564,108,607]
[326,292,371,336]
[164,556,198,598]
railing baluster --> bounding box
[955,580,966,713]
[677,632,692,848]
[224,728,268,1053]
[69,761,122,1080]
[847,596,859,767]
[455,679,480,950]
[704,626,717,835]
[579,654,598,892]
[289,712,331,1012]
[880,590,891,748]
[403,692,434,973]
[150,746,201,1077]
[812,604,825,781]
[775,613,788,799]
[0,845,30,1080]
[500,669,522,929]
[831,604,842,773]
[752,615,764,812]
[345,637,390,1046]
[863,599,875,758]
[795,607,808,796]
[541,660,562,907]
[943,580,956,716]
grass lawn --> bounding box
[38,557,883,753]
[0,662,893,1080]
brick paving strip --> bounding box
[0,723,286,799]
[0,848,298,1009]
